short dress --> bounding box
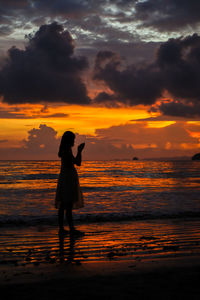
[55,149,84,210]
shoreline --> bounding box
[1,218,200,298]
[1,218,200,265]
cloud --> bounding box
[156,34,200,99]
[0,0,158,64]
[0,104,69,118]
[93,34,200,116]
[0,123,60,159]
[1,121,200,160]
[134,0,200,31]
[0,0,29,15]
[154,34,200,117]
[93,50,162,106]
[0,25,13,36]
[0,0,90,20]
[0,0,132,21]
[0,22,90,104]
[33,0,92,18]
[0,139,8,143]
[0,112,69,119]
[154,101,200,118]
[94,122,196,147]
[93,92,120,107]
[23,124,59,153]
[0,0,161,86]
[76,133,135,160]
[80,121,200,159]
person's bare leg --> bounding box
[66,203,84,236]
[58,205,69,234]
[58,206,65,231]
[66,203,74,231]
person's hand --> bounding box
[78,143,85,152]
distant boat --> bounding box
[133,157,139,160]
[192,153,200,160]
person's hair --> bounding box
[58,131,75,158]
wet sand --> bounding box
[1,219,200,299]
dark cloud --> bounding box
[0,2,199,115]
[0,111,69,119]
[155,101,200,118]
[157,34,200,100]
[154,34,200,117]
[43,113,68,118]
[0,0,94,25]
[0,22,90,104]
[0,0,28,8]
[132,115,188,122]
[135,0,200,31]
[93,92,119,107]
[0,0,158,70]
[93,34,200,116]
[93,50,162,106]
[33,0,92,18]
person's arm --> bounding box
[74,143,85,166]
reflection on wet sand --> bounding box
[0,219,200,268]
[58,233,83,265]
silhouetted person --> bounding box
[55,131,85,235]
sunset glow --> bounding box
[0,1,200,160]
[1,4,200,298]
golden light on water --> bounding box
[1,160,200,265]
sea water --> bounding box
[1,160,200,227]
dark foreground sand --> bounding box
[1,219,200,299]
[1,256,200,300]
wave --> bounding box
[1,174,58,181]
[2,170,200,182]
[1,211,200,227]
[0,186,144,194]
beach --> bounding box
[1,257,200,299]
[1,160,200,298]
[1,219,200,299]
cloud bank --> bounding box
[0,22,90,104]
[1,122,200,160]
[94,34,200,117]
[135,0,200,31]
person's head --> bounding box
[58,131,75,157]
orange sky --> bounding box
[0,103,152,147]
[1,101,200,160]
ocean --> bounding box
[1,160,200,264]
[1,160,200,226]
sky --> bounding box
[0,0,200,160]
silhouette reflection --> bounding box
[58,232,83,264]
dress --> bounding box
[55,149,84,209]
